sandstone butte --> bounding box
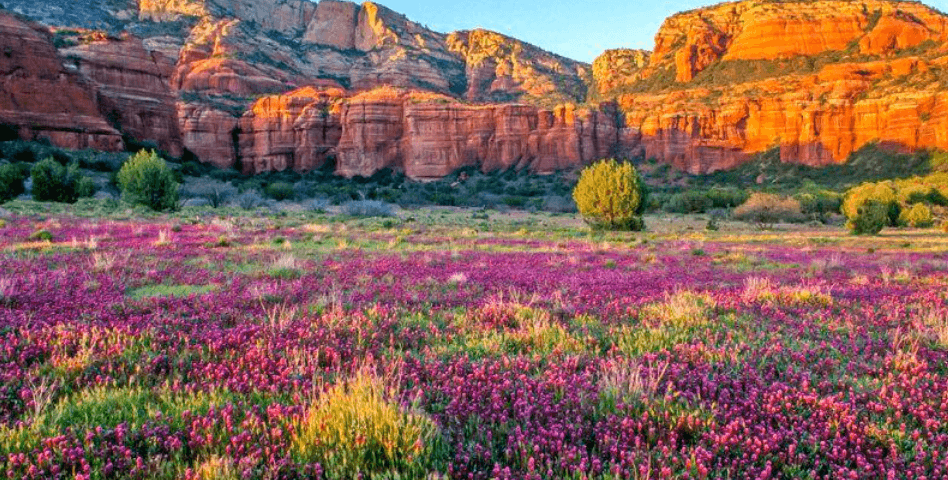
[3,0,948,177]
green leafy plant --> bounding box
[30,158,94,203]
[116,150,179,211]
[0,163,26,202]
[850,200,890,235]
[899,203,934,228]
[265,182,295,201]
[572,159,647,231]
[842,182,900,229]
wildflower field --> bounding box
[1,209,947,479]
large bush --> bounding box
[795,189,843,219]
[117,150,179,211]
[573,159,647,231]
[842,182,900,229]
[0,163,26,202]
[663,190,713,214]
[732,193,806,224]
[31,158,94,203]
[850,200,890,235]
[899,203,935,228]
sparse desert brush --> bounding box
[913,308,948,349]
[732,193,806,224]
[292,370,446,478]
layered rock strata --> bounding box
[0,12,123,150]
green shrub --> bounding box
[265,182,295,201]
[842,182,900,227]
[0,163,26,202]
[795,189,843,218]
[573,159,647,231]
[28,229,53,241]
[30,158,93,203]
[664,190,713,214]
[899,203,934,228]
[292,371,445,478]
[732,193,806,224]
[117,150,179,211]
[850,200,890,235]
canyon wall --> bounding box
[5,0,948,178]
[594,0,948,173]
[238,87,617,179]
[0,12,123,150]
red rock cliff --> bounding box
[595,0,948,173]
[61,33,183,156]
[0,12,123,150]
[235,87,617,180]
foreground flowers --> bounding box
[0,214,946,479]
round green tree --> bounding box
[850,200,890,235]
[117,150,179,211]
[572,159,647,231]
[842,182,900,231]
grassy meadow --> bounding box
[0,202,947,479]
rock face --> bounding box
[61,33,183,156]
[594,0,948,173]
[9,0,948,179]
[0,12,123,150]
[238,86,344,174]
[234,87,617,179]
[177,102,238,169]
[638,0,948,85]
[616,57,948,173]
[447,29,590,105]
[333,89,617,179]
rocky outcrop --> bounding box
[0,12,123,150]
[177,102,238,169]
[592,49,650,98]
[447,29,589,104]
[61,33,183,156]
[617,56,948,173]
[637,0,948,87]
[238,86,344,174]
[332,89,617,179]
[593,0,948,173]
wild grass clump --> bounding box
[292,370,446,478]
[617,291,717,356]
[598,359,669,413]
[742,277,832,307]
[640,291,717,329]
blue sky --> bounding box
[369,0,948,63]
